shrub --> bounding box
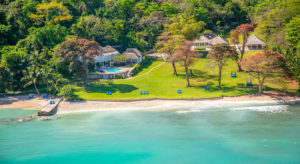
[194,47,206,51]
[58,85,76,100]
[135,64,141,69]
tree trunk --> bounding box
[258,76,266,95]
[33,81,40,96]
[171,61,177,76]
[238,35,247,72]
[218,65,222,88]
[190,69,193,76]
[258,83,263,95]
[237,62,243,72]
[185,62,191,88]
[82,56,88,85]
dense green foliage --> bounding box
[58,84,76,100]
[0,0,299,95]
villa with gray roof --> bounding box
[246,35,265,50]
[94,45,120,67]
[123,48,143,64]
[192,35,228,51]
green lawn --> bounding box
[74,51,297,100]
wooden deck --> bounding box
[38,98,63,116]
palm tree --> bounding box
[21,66,41,95]
[41,65,53,94]
[49,72,64,95]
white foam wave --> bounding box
[231,105,288,113]
[176,108,202,114]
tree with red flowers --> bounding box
[230,24,254,71]
[240,50,286,94]
[172,41,198,87]
[156,31,185,76]
[208,44,238,88]
[55,39,101,85]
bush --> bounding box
[130,63,136,67]
[58,85,76,100]
[194,47,206,51]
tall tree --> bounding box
[55,39,101,85]
[208,43,238,88]
[0,64,10,93]
[285,15,300,82]
[21,66,41,95]
[230,24,254,71]
[1,49,28,91]
[240,50,286,94]
[30,0,73,25]
[172,41,198,87]
[167,15,206,40]
[156,31,184,76]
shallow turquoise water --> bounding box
[107,68,122,72]
[0,102,300,164]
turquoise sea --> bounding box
[0,102,300,164]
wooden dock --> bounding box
[38,98,63,116]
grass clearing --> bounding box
[74,51,297,100]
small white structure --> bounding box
[192,35,228,51]
[246,35,265,50]
[123,48,143,64]
[192,35,212,50]
[94,45,120,67]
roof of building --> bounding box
[246,35,265,45]
[102,45,120,56]
[211,35,229,45]
[193,35,212,43]
[123,48,142,59]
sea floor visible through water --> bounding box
[0,101,300,164]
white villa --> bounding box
[123,48,143,64]
[192,34,265,51]
[94,45,120,67]
[246,34,265,50]
[192,35,213,50]
[192,35,228,51]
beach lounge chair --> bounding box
[97,69,105,73]
[177,90,182,93]
[143,91,145,95]
[231,72,237,78]
[247,82,252,86]
[140,91,143,95]
[204,86,210,90]
[146,91,149,95]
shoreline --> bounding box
[1,94,299,114]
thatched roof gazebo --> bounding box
[246,35,265,50]
[211,35,229,45]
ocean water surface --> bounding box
[0,102,300,164]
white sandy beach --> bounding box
[1,94,299,114]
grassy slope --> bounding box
[75,51,296,100]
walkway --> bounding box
[127,62,166,80]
